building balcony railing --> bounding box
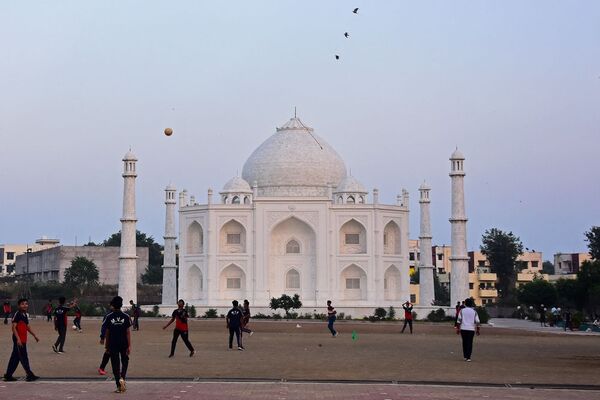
[478,273,497,281]
[479,289,498,297]
[517,273,536,282]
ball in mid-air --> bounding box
[164,127,173,136]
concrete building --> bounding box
[554,252,592,274]
[0,237,60,276]
[174,116,423,315]
[14,246,149,285]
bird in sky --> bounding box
[335,54,340,60]
[344,32,349,38]
[353,8,359,14]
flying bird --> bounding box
[335,54,340,60]
[353,8,359,14]
[344,32,349,38]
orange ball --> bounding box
[164,127,173,136]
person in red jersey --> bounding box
[3,298,40,382]
[163,299,195,358]
[3,301,11,325]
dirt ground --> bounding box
[1,317,599,385]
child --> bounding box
[45,300,53,322]
[73,305,82,333]
[163,299,195,357]
[3,298,40,382]
[327,300,337,337]
[52,296,74,353]
[129,300,140,331]
[401,301,413,334]
[240,299,253,336]
[104,296,131,393]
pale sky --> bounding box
[1,1,599,259]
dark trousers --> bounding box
[170,329,194,355]
[109,347,129,388]
[54,326,67,351]
[229,326,241,348]
[460,330,475,359]
[401,319,413,333]
[100,351,111,370]
[5,338,33,377]
[133,316,139,331]
[3,313,9,325]
[73,317,81,330]
[46,313,52,322]
[328,317,337,336]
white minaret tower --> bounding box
[418,182,435,306]
[161,184,178,305]
[449,148,470,307]
[118,150,138,304]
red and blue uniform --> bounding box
[4,311,34,378]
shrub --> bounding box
[253,312,271,319]
[412,311,418,321]
[345,315,352,320]
[204,308,218,318]
[387,306,396,320]
[272,313,282,320]
[287,312,298,319]
[337,312,345,320]
[153,305,160,316]
[299,313,313,319]
[313,313,326,320]
[475,306,490,324]
[374,307,387,320]
[189,305,197,318]
[427,308,448,322]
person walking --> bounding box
[456,298,480,362]
[52,296,74,353]
[3,298,40,382]
[45,301,53,322]
[104,296,131,393]
[226,300,244,350]
[98,303,115,375]
[129,300,140,331]
[240,299,253,337]
[163,299,195,357]
[564,309,572,331]
[401,301,413,334]
[3,301,11,325]
[73,305,82,333]
[453,301,461,327]
[326,300,338,337]
[539,304,547,327]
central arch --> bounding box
[340,264,367,300]
[384,265,402,301]
[269,216,316,299]
[187,264,203,300]
[219,264,246,300]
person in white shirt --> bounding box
[456,298,480,362]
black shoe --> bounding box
[3,375,17,382]
[190,350,195,357]
[52,345,58,353]
[26,375,40,382]
[168,354,174,358]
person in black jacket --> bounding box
[226,300,244,350]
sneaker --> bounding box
[52,345,58,353]
[189,350,195,357]
[58,351,65,354]
[333,333,338,337]
[118,378,126,392]
[249,331,254,337]
[237,346,244,351]
[466,359,471,362]
[98,368,106,376]
[114,388,122,393]
[25,375,40,382]
[3,375,17,382]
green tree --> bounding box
[269,294,302,318]
[584,226,600,260]
[576,260,600,316]
[104,230,164,284]
[542,261,555,275]
[63,256,99,296]
[517,278,557,307]
[480,228,524,302]
[555,278,581,309]
[433,271,450,306]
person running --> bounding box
[456,298,480,362]
[240,299,253,336]
[326,300,338,337]
[2,301,11,325]
[163,299,195,357]
[3,298,40,382]
[401,300,414,334]
[104,296,131,393]
[52,296,74,353]
[73,304,82,333]
[98,303,115,375]
[226,300,244,350]
[129,300,140,331]
[45,300,53,322]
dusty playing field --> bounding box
[1,317,599,385]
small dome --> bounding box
[123,150,137,161]
[165,183,177,191]
[418,182,431,191]
[221,176,252,193]
[334,175,367,194]
[450,148,464,160]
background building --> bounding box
[14,246,149,285]
[0,237,60,276]
[553,252,592,274]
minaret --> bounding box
[418,182,435,306]
[449,148,470,306]
[118,150,138,304]
[161,184,178,305]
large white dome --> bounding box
[242,117,347,197]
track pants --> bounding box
[54,326,67,351]
[328,317,337,336]
[401,319,413,333]
[229,326,241,348]
[170,329,194,355]
[460,330,475,359]
[5,338,33,377]
[110,347,129,388]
